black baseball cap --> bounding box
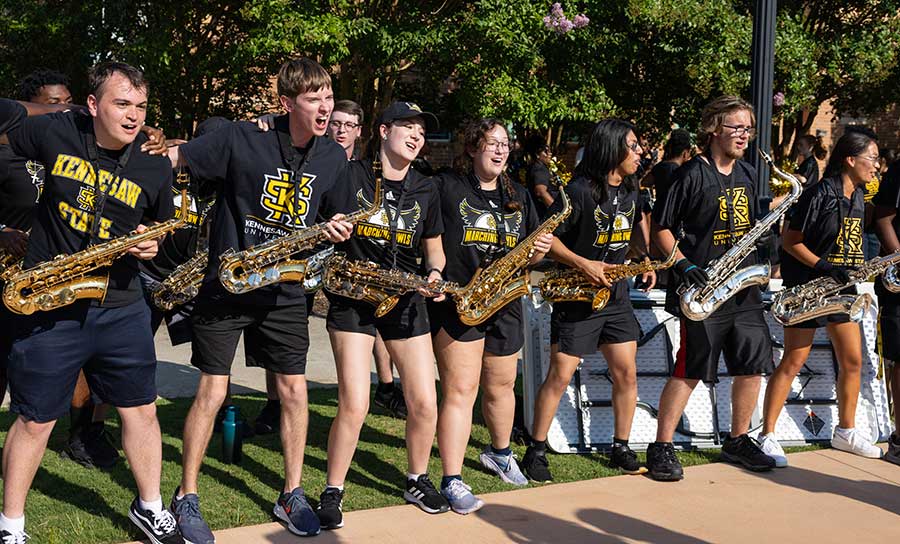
[378,101,439,133]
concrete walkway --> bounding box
[127,448,899,543]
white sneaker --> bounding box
[831,428,884,459]
[758,434,788,468]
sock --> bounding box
[613,437,629,448]
[176,492,185,501]
[325,484,344,492]
[139,496,164,515]
[0,513,25,533]
[530,440,547,453]
[490,445,512,457]
[376,381,394,394]
[265,399,281,409]
[68,404,94,440]
[835,426,853,440]
[407,473,423,482]
[441,475,462,489]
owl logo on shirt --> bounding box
[593,202,635,249]
[25,160,44,202]
[355,189,420,248]
[259,168,314,228]
[459,198,522,252]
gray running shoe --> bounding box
[479,447,528,486]
[170,488,215,544]
[440,479,484,515]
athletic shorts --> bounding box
[325,292,430,340]
[674,309,774,382]
[550,302,641,356]
[427,298,524,357]
[141,272,194,346]
[879,304,900,362]
[8,298,158,423]
[784,312,852,329]
[191,297,309,376]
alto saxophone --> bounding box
[218,165,382,294]
[3,187,189,315]
[301,246,335,293]
[452,179,571,326]
[539,243,679,311]
[0,251,23,281]
[151,248,209,311]
[679,149,802,320]
[323,252,461,317]
[883,263,900,293]
[772,249,900,326]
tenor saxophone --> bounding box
[771,249,900,326]
[0,251,23,281]
[679,149,802,320]
[151,248,209,311]
[3,188,189,315]
[452,179,571,326]
[539,243,679,311]
[218,165,382,294]
[323,252,461,317]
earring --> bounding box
[382,135,388,141]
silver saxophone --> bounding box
[772,249,900,326]
[301,246,335,293]
[882,263,900,293]
[679,149,802,320]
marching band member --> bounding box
[315,101,449,529]
[430,118,552,513]
[523,119,654,482]
[760,130,884,465]
[0,62,183,544]
[650,96,776,481]
[166,57,353,540]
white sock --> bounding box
[325,484,344,492]
[0,513,25,533]
[407,473,423,482]
[835,426,853,440]
[139,496,164,514]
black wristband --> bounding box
[814,258,832,272]
[427,267,443,277]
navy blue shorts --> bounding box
[8,298,158,423]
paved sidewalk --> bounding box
[127,448,900,543]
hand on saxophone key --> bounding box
[126,224,161,260]
[533,233,553,257]
[814,258,855,284]
[578,259,614,288]
[675,258,709,288]
[639,270,657,291]
[420,268,446,302]
[0,228,28,257]
[324,214,354,243]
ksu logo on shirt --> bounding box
[593,202,635,249]
[258,168,314,228]
[830,217,865,266]
[354,189,420,247]
[713,187,751,245]
[459,198,522,252]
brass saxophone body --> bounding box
[452,180,571,326]
[151,249,209,311]
[218,167,382,294]
[772,249,900,326]
[3,189,189,315]
[323,252,461,317]
[679,150,802,321]
[539,243,679,311]
[0,252,23,281]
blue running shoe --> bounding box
[274,487,320,537]
[440,479,484,515]
[479,447,528,486]
[170,488,215,544]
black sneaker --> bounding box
[254,401,281,436]
[316,487,344,530]
[721,434,776,472]
[610,444,647,475]
[127,498,185,544]
[274,487,320,536]
[374,385,408,419]
[646,442,684,481]
[0,528,29,543]
[521,445,553,483]
[82,422,121,469]
[403,475,450,514]
[61,427,117,470]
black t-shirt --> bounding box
[436,172,540,286]
[330,159,442,274]
[179,115,347,305]
[551,175,642,310]
[649,160,680,203]
[526,161,558,218]
[797,155,820,189]
[4,101,174,307]
[781,175,866,288]
[652,155,763,315]
[0,145,44,230]
[873,163,900,306]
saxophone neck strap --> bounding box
[598,182,622,262]
[704,149,736,245]
[470,173,508,261]
[82,125,135,248]
[275,118,317,230]
[380,164,412,270]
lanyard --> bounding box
[598,183,622,262]
[380,163,411,269]
[275,119,316,230]
[828,178,858,266]
[82,127,134,248]
[704,150,736,245]
[470,174,508,259]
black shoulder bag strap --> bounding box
[82,127,134,248]
[276,123,316,230]
[471,174,508,262]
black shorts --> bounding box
[191,297,309,376]
[427,299,524,356]
[550,302,641,356]
[325,292,430,340]
[879,304,900,362]
[674,309,774,382]
[8,299,158,423]
[785,313,852,329]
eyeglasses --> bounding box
[329,120,360,130]
[722,124,757,138]
[625,141,642,153]
[484,140,511,152]
[857,155,880,164]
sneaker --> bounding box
[440,479,484,515]
[721,434,776,472]
[885,434,900,466]
[610,443,647,475]
[273,487,320,537]
[374,385,408,419]
[128,498,185,544]
[253,402,281,436]
[404,475,450,514]
[831,428,884,459]
[82,422,121,468]
[646,442,684,481]
[521,445,553,483]
[0,529,29,543]
[479,447,528,486]
[170,488,215,544]
[758,433,788,468]
[316,487,344,530]
[61,427,117,470]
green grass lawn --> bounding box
[2,390,813,544]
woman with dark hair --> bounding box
[430,119,552,513]
[759,130,884,466]
[795,134,826,188]
[522,119,654,482]
[315,102,450,529]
